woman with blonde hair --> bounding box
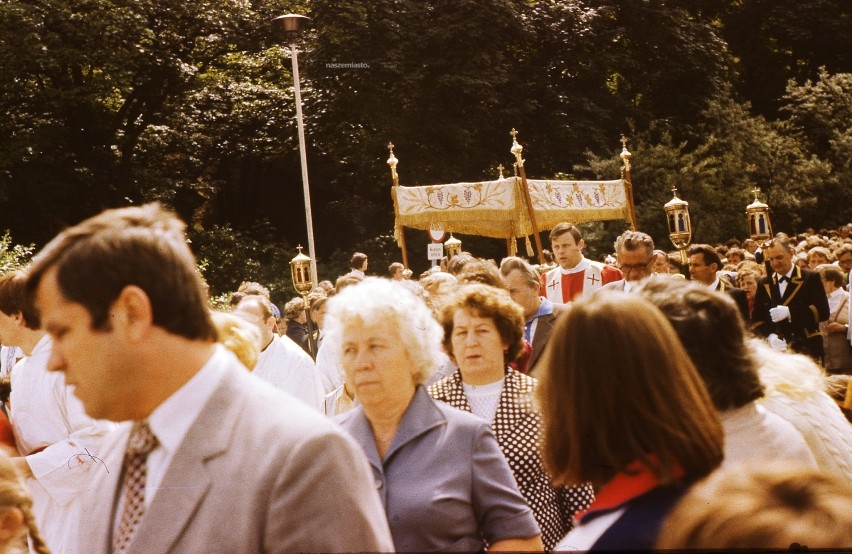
[0,452,49,554]
[539,293,724,551]
[211,311,261,370]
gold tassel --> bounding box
[525,236,534,257]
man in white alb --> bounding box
[233,294,324,410]
[539,222,623,303]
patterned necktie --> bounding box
[113,421,159,554]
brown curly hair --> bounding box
[439,284,525,365]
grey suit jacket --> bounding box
[79,347,393,554]
[528,301,570,377]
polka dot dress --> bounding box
[429,369,594,550]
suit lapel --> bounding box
[529,313,556,369]
[127,370,243,554]
[781,266,805,306]
[438,371,472,413]
[767,275,782,305]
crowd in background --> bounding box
[0,205,849,552]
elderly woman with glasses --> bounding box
[327,278,542,552]
[429,283,593,550]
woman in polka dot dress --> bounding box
[429,283,594,550]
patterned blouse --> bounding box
[429,368,594,550]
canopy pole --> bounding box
[620,135,637,231]
[511,129,545,264]
[388,142,409,268]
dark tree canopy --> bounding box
[0,0,849,290]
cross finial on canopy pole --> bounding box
[497,164,505,179]
[387,142,399,184]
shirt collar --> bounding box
[529,298,554,322]
[561,256,589,275]
[147,344,229,458]
[776,267,795,281]
[577,456,684,522]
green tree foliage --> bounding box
[719,0,852,117]
[0,0,849,287]
[189,220,299,303]
[0,0,300,243]
[0,232,35,274]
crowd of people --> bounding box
[0,203,849,552]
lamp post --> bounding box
[290,245,317,358]
[664,186,692,265]
[273,14,318,285]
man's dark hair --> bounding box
[549,222,582,243]
[688,244,723,272]
[25,203,216,341]
[0,270,40,329]
[350,252,368,270]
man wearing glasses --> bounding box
[598,230,658,294]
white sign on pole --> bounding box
[427,243,444,260]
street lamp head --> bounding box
[272,14,310,41]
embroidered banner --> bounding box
[527,179,630,227]
[392,177,631,241]
[392,178,527,239]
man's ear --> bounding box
[578,238,586,251]
[12,311,26,328]
[111,285,154,342]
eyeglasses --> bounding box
[620,259,654,272]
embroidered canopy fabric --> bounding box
[392,177,631,241]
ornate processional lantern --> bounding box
[746,187,773,242]
[664,187,692,264]
[444,234,462,260]
[289,245,314,295]
[289,245,316,356]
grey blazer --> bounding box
[337,386,539,552]
[78,347,393,554]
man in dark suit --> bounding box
[500,256,567,377]
[24,203,392,554]
[598,230,658,294]
[751,237,830,362]
[688,244,750,324]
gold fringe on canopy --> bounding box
[391,177,631,246]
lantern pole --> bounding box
[621,135,637,230]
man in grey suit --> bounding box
[598,230,658,294]
[500,257,568,377]
[25,203,393,554]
